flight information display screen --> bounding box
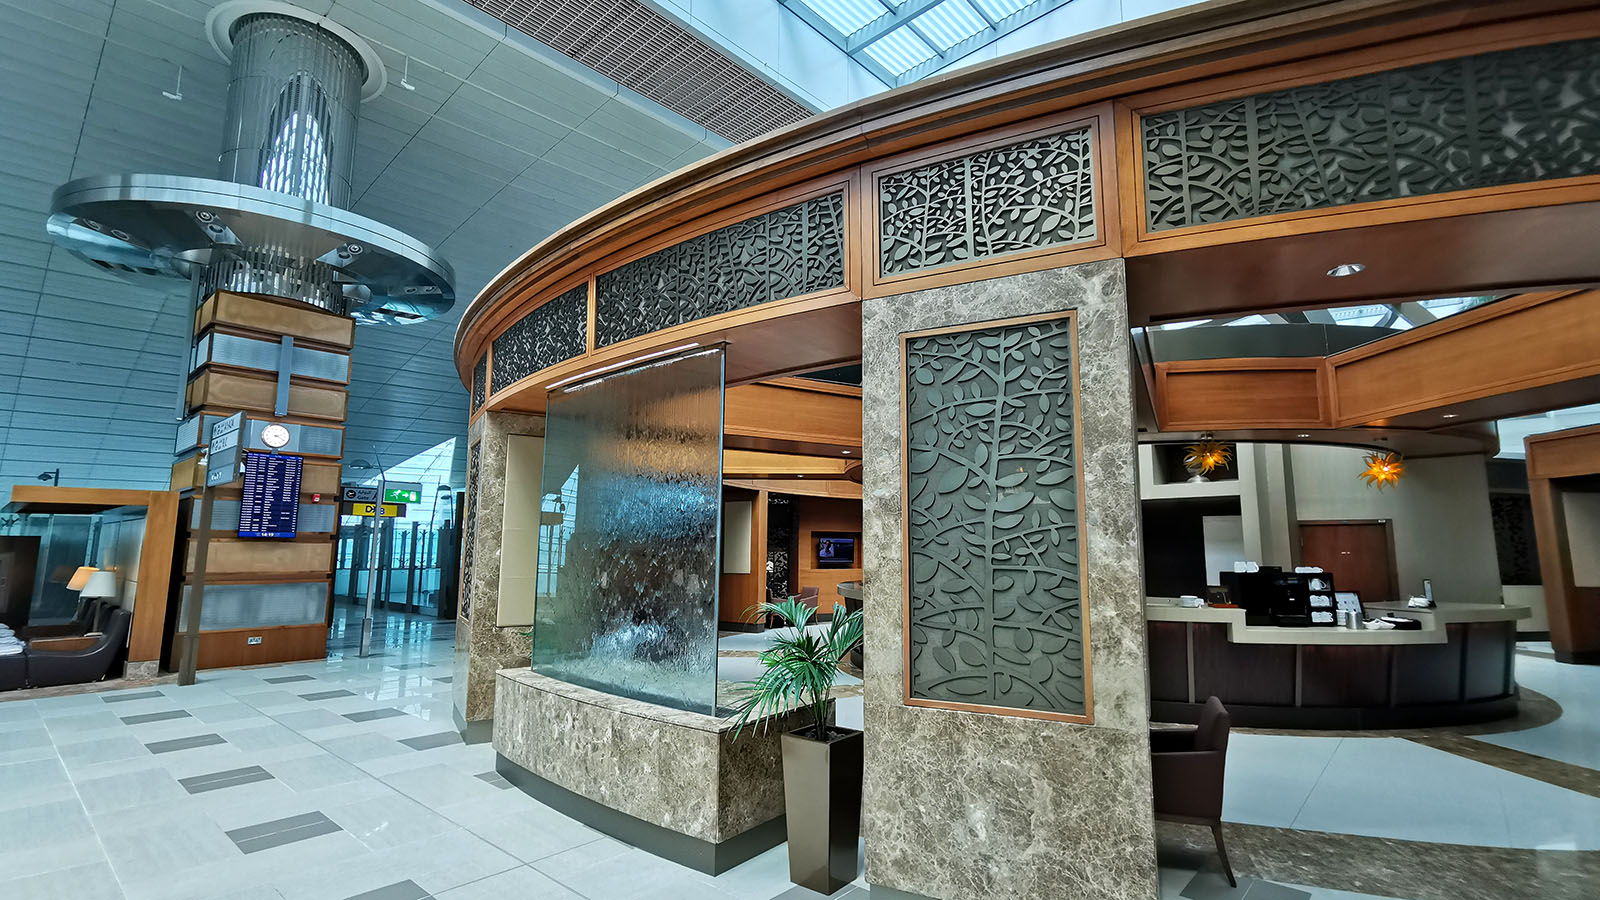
[238,452,302,539]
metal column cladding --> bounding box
[218,14,364,208]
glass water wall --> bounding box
[531,347,726,715]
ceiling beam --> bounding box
[845,0,946,52]
[774,0,898,87]
[892,0,1075,85]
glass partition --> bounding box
[532,346,726,715]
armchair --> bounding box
[27,607,132,688]
[1150,696,1235,887]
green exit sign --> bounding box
[383,487,421,504]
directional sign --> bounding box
[346,502,403,518]
[341,485,380,503]
[383,486,422,505]
[206,412,245,488]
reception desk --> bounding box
[1146,600,1530,729]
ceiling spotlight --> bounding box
[1441,413,1459,418]
[1326,263,1366,278]
[797,474,805,478]
[841,450,851,455]
[1297,433,1311,438]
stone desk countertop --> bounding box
[1144,598,1529,646]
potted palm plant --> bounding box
[732,597,864,895]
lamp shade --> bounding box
[80,570,118,599]
[67,566,100,591]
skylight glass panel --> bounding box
[801,0,893,37]
[863,26,939,75]
[913,1,989,51]
[971,0,1034,20]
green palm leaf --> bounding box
[731,596,864,740]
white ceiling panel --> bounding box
[0,0,729,492]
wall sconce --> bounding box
[1359,451,1405,490]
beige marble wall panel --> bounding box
[454,412,544,726]
[494,668,809,842]
[860,259,1157,900]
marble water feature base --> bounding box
[860,259,1159,900]
[492,668,816,874]
[452,411,544,741]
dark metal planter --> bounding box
[780,726,864,895]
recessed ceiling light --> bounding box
[1326,263,1366,278]
[842,450,850,454]
[1298,433,1311,438]
[797,474,804,478]
[1441,413,1459,418]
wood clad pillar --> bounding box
[169,291,352,669]
[1526,424,1600,665]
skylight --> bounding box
[780,0,1074,85]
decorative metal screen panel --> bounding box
[461,441,481,620]
[1142,38,1600,231]
[471,354,487,411]
[903,314,1088,719]
[594,192,845,348]
[880,126,1097,277]
[532,347,725,715]
[491,285,588,393]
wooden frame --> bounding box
[1116,9,1600,255]
[861,106,1122,299]
[898,310,1094,725]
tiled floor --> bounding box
[2,614,1587,899]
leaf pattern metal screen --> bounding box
[460,441,481,620]
[904,315,1088,718]
[594,192,845,348]
[1142,37,1600,231]
[491,284,588,394]
[471,354,487,412]
[880,126,1097,277]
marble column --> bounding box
[452,410,544,739]
[860,259,1157,900]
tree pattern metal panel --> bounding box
[1143,38,1600,231]
[461,441,481,620]
[879,126,1097,277]
[593,192,845,347]
[472,353,487,411]
[904,316,1087,717]
[491,285,588,394]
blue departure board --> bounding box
[238,452,302,538]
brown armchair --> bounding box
[27,607,131,688]
[1150,696,1234,887]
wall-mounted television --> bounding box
[816,533,857,568]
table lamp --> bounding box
[67,566,99,592]
[81,570,117,601]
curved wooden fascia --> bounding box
[454,0,1544,383]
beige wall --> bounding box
[1287,446,1502,604]
[497,434,545,628]
[1565,492,1600,588]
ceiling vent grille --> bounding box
[468,0,814,143]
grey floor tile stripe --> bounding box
[121,709,192,725]
[386,663,436,670]
[344,708,407,722]
[343,880,432,900]
[400,731,463,751]
[146,733,226,754]
[264,675,317,684]
[432,676,452,683]
[102,690,165,703]
[300,689,357,701]
[227,811,342,854]
[179,765,274,794]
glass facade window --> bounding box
[531,347,727,716]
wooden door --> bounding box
[1299,521,1398,604]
